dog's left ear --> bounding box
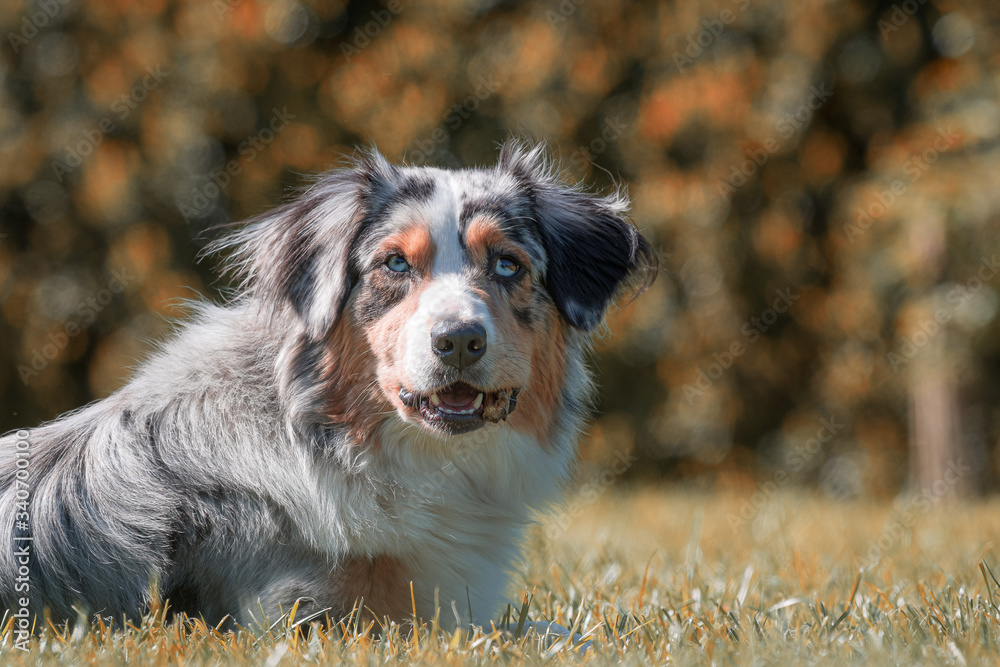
[209,150,399,339]
[499,141,658,331]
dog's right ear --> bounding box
[209,150,400,339]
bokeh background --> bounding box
[1,0,998,500]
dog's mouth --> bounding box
[398,382,520,434]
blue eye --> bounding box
[386,255,410,272]
[494,257,520,277]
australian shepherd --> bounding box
[0,140,656,632]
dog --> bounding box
[0,140,655,633]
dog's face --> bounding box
[352,184,540,435]
[217,141,656,440]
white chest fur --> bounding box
[298,420,573,624]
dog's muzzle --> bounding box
[430,320,487,370]
[398,385,519,434]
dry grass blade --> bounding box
[515,589,532,639]
[3,489,1000,664]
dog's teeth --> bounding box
[437,405,476,415]
[431,393,441,406]
[474,393,483,409]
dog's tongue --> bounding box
[438,383,479,409]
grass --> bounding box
[4,486,1000,664]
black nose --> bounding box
[431,321,488,370]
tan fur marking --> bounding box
[465,218,508,264]
[365,280,429,415]
[380,224,434,272]
[481,286,561,443]
[465,217,533,273]
[321,318,387,444]
[511,308,566,444]
[331,555,412,624]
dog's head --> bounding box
[215,141,656,440]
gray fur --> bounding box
[0,141,655,628]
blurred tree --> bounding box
[1,0,999,497]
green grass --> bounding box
[4,487,1000,664]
